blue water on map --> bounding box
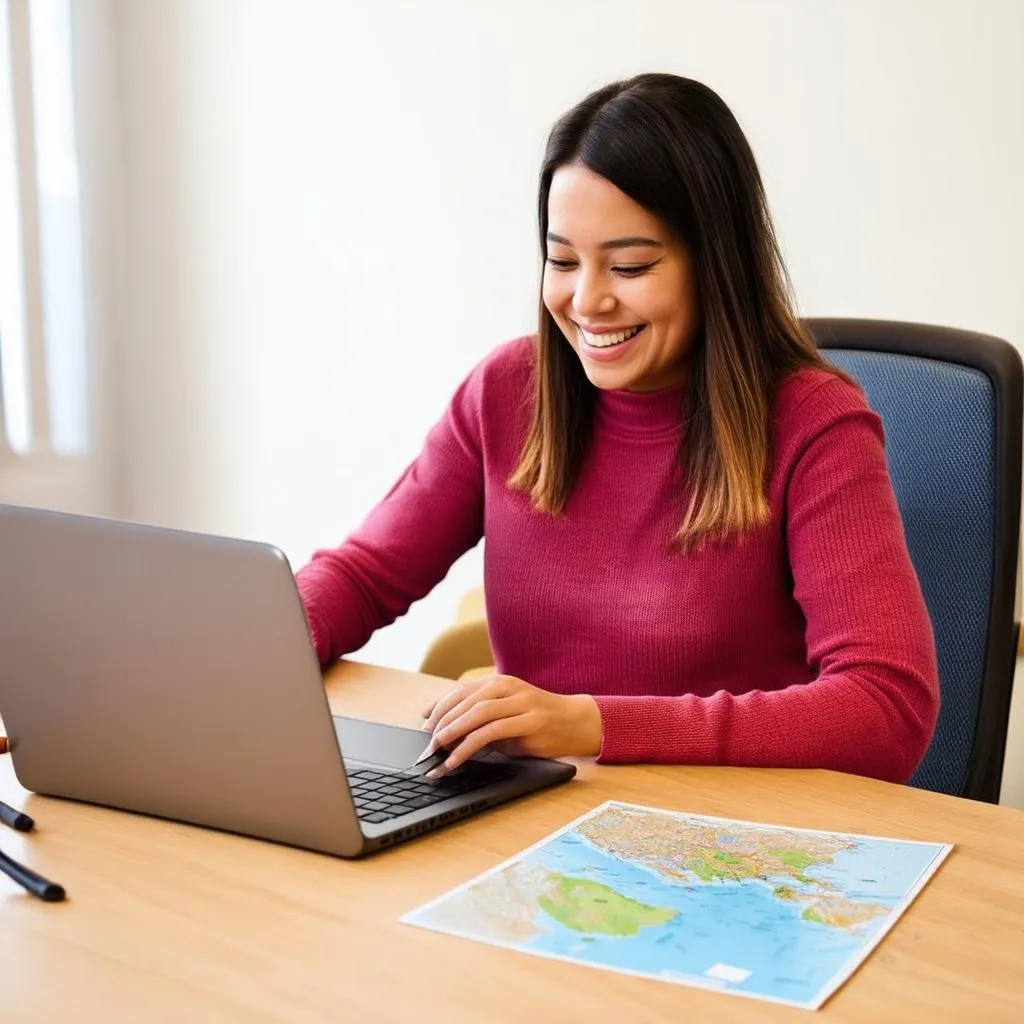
[514,828,945,1007]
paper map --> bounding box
[402,800,951,1010]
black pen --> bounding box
[0,798,35,832]
[0,847,65,902]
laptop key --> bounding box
[403,786,437,799]
[389,805,420,816]
[433,779,473,796]
[402,794,444,810]
[390,780,425,793]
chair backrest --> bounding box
[808,318,1022,802]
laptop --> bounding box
[0,503,576,857]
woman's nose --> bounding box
[572,271,615,318]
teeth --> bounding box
[581,325,644,348]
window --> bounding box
[0,0,87,457]
[0,0,29,453]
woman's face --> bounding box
[542,162,700,392]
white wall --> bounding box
[107,0,1024,679]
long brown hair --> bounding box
[510,73,838,549]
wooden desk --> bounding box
[2,661,1023,1023]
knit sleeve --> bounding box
[592,379,940,783]
[294,367,485,665]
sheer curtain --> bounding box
[0,0,87,459]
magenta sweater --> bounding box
[296,337,939,783]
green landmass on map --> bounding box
[576,806,891,932]
[767,849,817,884]
[409,805,895,953]
[537,873,676,936]
[401,803,949,1013]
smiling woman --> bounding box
[542,167,698,392]
[295,73,939,784]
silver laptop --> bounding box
[0,503,575,857]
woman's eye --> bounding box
[545,258,658,276]
[612,263,655,277]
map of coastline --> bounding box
[402,801,951,1009]
[578,804,893,931]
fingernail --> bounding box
[426,767,444,780]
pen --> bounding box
[0,848,66,902]
[0,799,35,832]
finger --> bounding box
[422,683,475,733]
[433,691,523,753]
[442,715,533,771]
[431,678,513,738]
[422,672,500,721]
[0,736,8,755]
[421,690,450,722]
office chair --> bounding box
[420,318,1023,803]
[812,318,1022,802]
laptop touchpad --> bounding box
[332,715,433,770]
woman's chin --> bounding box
[580,361,636,391]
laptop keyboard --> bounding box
[346,763,515,824]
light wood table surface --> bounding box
[2,660,1023,1022]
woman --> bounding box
[296,73,939,784]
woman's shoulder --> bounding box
[772,365,870,426]
[473,334,535,384]
[443,336,535,444]
[770,365,879,469]
[455,335,535,409]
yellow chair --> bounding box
[418,586,495,681]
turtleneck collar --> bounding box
[593,383,687,441]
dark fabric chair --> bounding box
[810,318,1022,802]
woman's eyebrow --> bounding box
[547,231,664,250]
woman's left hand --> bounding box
[421,674,603,773]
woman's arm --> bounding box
[295,371,485,665]
[593,388,940,784]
